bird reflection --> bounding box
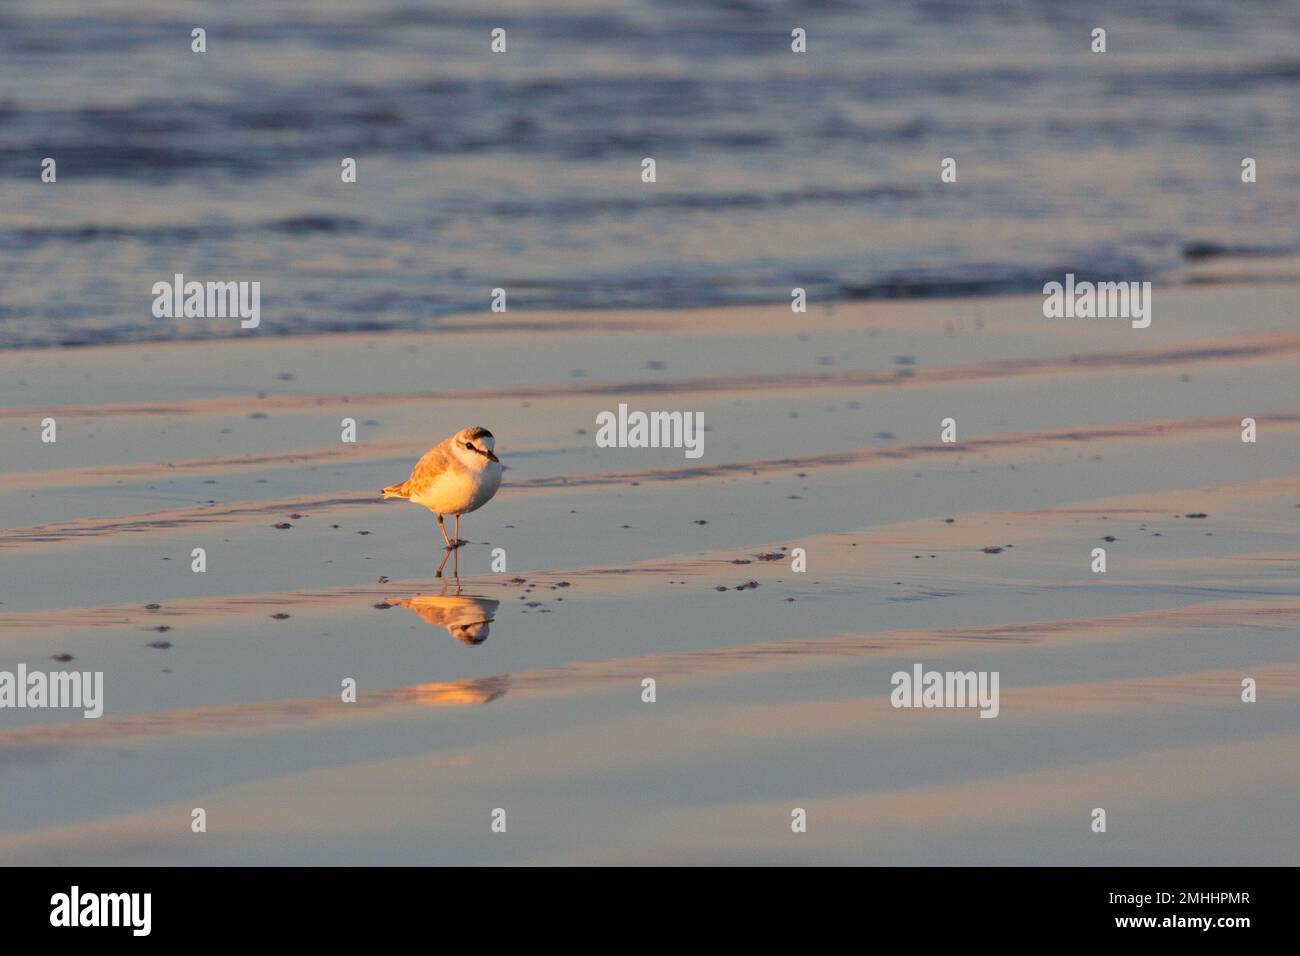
[405,675,509,706]
[388,584,500,646]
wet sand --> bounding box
[1,282,1298,864]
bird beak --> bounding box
[486,450,499,462]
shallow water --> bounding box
[3,0,1300,346]
[1,285,1298,863]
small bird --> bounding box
[382,426,503,550]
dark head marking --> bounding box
[467,427,493,441]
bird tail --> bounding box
[381,481,409,500]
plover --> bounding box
[382,426,503,550]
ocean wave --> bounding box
[0,0,1298,346]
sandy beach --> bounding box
[1,280,1297,864]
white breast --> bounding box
[412,460,501,515]
[465,461,503,513]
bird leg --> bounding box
[436,513,453,549]
[435,547,460,580]
[454,514,462,549]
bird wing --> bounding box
[382,440,455,499]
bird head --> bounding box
[454,426,499,465]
